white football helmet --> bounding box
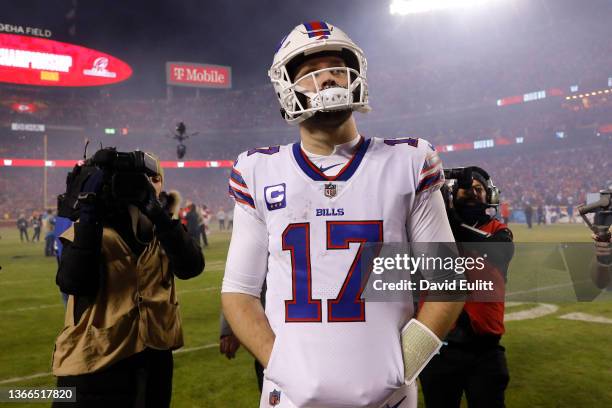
[268,21,370,125]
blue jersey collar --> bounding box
[292,136,371,182]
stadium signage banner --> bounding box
[0,158,234,168]
[0,23,52,38]
[11,102,37,113]
[0,33,132,86]
[166,62,232,88]
[11,122,45,132]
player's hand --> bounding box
[219,334,241,359]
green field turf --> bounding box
[0,223,610,407]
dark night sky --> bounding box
[2,0,611,97]
[1,0,386,94]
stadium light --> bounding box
[390,0,499,15]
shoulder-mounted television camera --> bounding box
[578,190,612,241]
[442,166,500,208]
[57,147,160,221]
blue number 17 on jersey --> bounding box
[282,221,383,323]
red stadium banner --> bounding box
[0,158,233,168]
[496,88,565,107]
[598,123,612,134]
[166,61,232,88]
[0,135,533,169]
[160,160,234,168]
[0,33,132,86]
[495,137,513,146]
[496,94,523,107]
[10,102,37,113]
[436,142,473,153]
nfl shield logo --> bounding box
[269,389,281,406]
[324,182,337,198]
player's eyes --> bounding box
[298,68,317,78]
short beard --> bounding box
[303,109,352,130]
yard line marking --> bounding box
[0,303,63,313]
[506,282,577,297]
[174,343,218,354]
[0,278,51,285]
[558,312,612,324]
[2,293,63,301]
[0,342,219,385]
[177,286,219,294]
[1,287,220,313]
[203,260,226,267]
[0,372,52,385]
[505,303,558,321]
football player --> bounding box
[222,21,464,407]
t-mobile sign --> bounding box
[166,62,231,88]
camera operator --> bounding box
[578,191,612,291]
[52,150,204,408]
[420,166,514,408]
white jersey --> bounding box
[222,136,453,407]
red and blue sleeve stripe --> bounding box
[230,168,247,188]
[229,185,255,209]
[416,169,443,194]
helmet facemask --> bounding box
[275,64,369,125]
[269,22,371,125]
[301,64,364,106]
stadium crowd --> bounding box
[2,136,610,224]
[1,16,610,134]
[1,15,611,151]
[444,140,611,208]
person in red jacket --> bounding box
[499,201,511,225]
[420,166,514,408]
